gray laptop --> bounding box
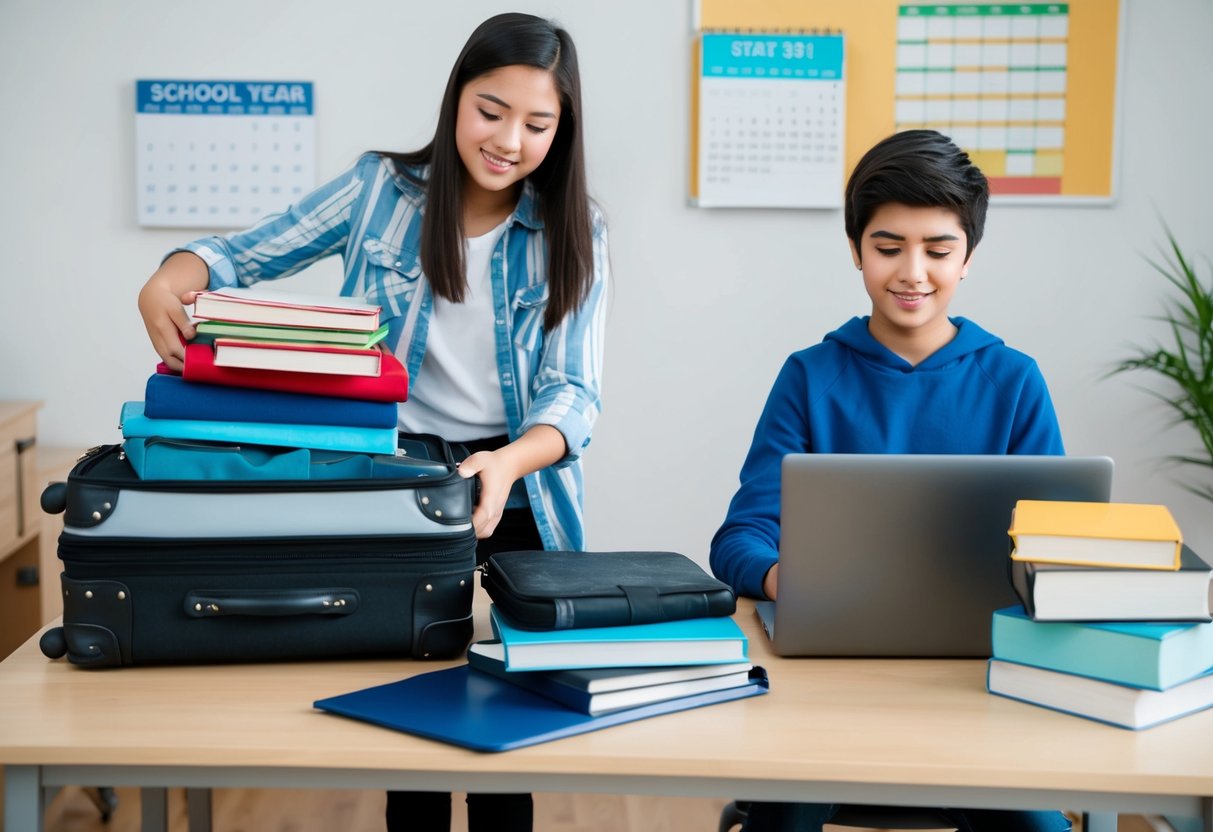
[756,454,1114,657]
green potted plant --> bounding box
[1111,227,1213,503]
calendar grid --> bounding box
[696,33,846,209]
[135,80,316,228]
[894,4,1070,196]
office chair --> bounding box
[719,800,957,831]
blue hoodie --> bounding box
[709,316,1065,598]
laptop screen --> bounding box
[765,454,1113,657]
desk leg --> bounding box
[1083,812,1116,832]
[142,787,168,832]
[186,787,213,832]
[1203,796,1211,832]
[4,765,43,830]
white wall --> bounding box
[2,0,1211,561]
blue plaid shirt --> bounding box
[179,153,609,551]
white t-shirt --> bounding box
[397,220,509,441]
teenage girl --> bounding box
[137,13,607,832]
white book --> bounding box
[212,339,382,377]
[987,659,1213,730]
[194,287,381,332]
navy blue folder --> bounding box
[314,665,769,752]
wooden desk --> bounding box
[2,597,1212,831]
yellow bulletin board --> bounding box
[690,0,1124,204]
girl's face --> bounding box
[455,65,561,201]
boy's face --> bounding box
[850,202,972,351]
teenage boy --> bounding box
[709,130,1069,832]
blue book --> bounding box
[119,400,398,455]
[314,664,769,751]
[987,659,1213,731]
[991,605,1213,690]
[467,640,754,715]
[489,605,748,671]
[145,373,398,429]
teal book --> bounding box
[987,659,1213,731]
[991,605,1213,690]
[119,400,398,455]
[489,605,748,672]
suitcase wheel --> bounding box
[41,481,68,515]
[40,626,68,659]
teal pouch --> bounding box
[123,438,312,480]
[122,438,455,482]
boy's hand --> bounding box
[762,563,780,600]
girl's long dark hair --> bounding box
[382,13,593,331]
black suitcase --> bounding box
[39,434,478,668]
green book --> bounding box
[193,320,390,348]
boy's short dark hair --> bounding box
[845,129,989,261]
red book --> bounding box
[177,343,408,402]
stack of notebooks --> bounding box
[315,569,768,751]
[122,287,410,476]
[987,500,1213,730]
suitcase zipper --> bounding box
[58,533,476,569]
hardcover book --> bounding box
[194,320,390,348]
[144,372,398,429]
[314,663,769,751]
[193,286,381,331]
[489,605,748,672]
[119,400,398,455]
[987,659,1213,730]
[178,343,408,402]
[212,338,383,377]
[466,640,753,715]
[1010,544,1212,622]
[990,605,1213,690]
[1008,500,1183,570]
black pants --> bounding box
[386,492,542,832]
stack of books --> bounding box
[987,500,1213,729]
[314,602,767,751]
[123,287,410,471]
[472,603,756,715]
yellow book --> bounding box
[1008,500,1183,570]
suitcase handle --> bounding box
[184,589,360,617]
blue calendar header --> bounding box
[701,34,844,80]
[136,80,314,116]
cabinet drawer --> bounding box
[0,403,38,557]
[0,440,15,550]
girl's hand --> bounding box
[456,426,565,539]
[137,252,209,372]
[457,450,514,538]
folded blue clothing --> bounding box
[120,401,398,455]
[144,372,398,429]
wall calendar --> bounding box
[693,32,845,209]
[135,79,315,228]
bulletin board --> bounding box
[690,1,1124,204]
